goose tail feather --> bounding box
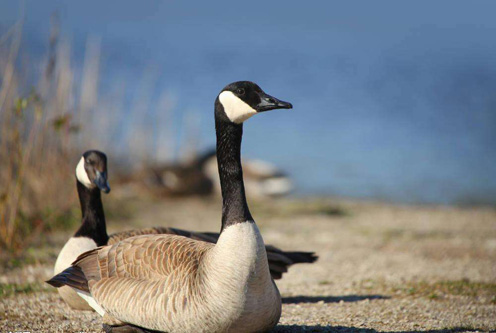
[266,248,318,279]
[46,265,90,293]
[281,251,319,264]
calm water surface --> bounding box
[2,1,496,204]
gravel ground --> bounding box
[1,197,495,332]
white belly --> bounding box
[204,222,281,333]
[54,236,97,310]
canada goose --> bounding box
[53,150,111,310]
[48,81,295,332]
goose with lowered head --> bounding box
[48,81,294,332]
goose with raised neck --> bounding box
[48,81,294,332]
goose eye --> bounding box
[236,88,245,95]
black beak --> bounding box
[256,92,293,112]
[94,171,111,193]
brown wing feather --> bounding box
[108,227,317,279]
[108,227,219,245]
[48,234,214,330]
[77,234,213,283]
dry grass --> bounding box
[0,19,78,254]
[0,19,177,255]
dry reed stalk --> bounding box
[0,18,180,255]
[0,20,78,254]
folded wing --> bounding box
[109,227,318,279]
[48,234,214,326]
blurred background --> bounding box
[1,0,496,253]
[2,3,496,330]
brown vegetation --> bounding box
[0,20,79,254]
[0,19,175,255]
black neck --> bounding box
[215,101,253,232]
[74,180,109,246]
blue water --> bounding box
[2,1,496,204]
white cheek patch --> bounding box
[219,91,257,123]
[76,156,93,188]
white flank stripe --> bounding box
[77,290,106,317]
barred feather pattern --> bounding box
[108,227,317,280]
[56,223,281,332]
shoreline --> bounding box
[2,197,495,332]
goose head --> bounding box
[76,150,111,193]
[216,81,292,124]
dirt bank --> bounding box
[1,198,495,332]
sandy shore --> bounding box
[1,197,495,332]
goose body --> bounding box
[69,223,279,332]
[56,212,315,311]
[49,81,294,332]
